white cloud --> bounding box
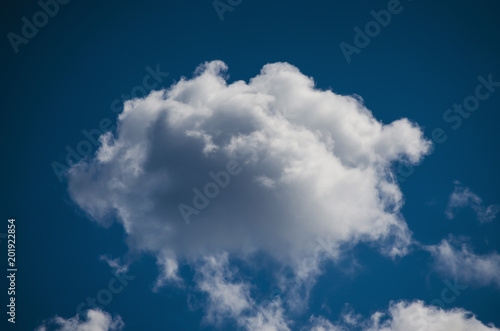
[195,253,290,330]
[196,253,252,325]
[243,300,290,331]
[427,238,500,288]
[68,61,430,273]
[66,61,433,326]
[153,250,183,290]
[305,301,499,331]
[94,246,500,331]
[446,181,499,223]
[36,309,124,331]
[365,300,499,331]
[188,253,497,331]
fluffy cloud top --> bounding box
[306,301,500,331]
[445,181,499,223]
[427,238,500,288]
[68,61,430,275]
[364,301,499,331]
[36,309,124,331]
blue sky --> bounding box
[1,0,500,330]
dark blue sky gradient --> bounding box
[1,0,499,329]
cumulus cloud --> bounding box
[427,238,500,288]
[445,181,499,223]
[68,61,430,278]
[36,309,124,331]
